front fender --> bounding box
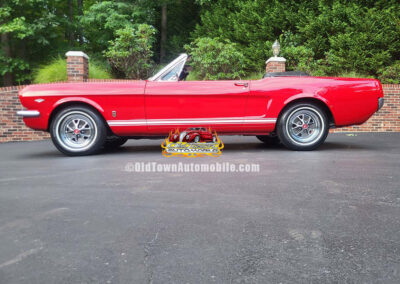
[53,97,105,114]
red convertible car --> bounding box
[17,53,384,156]
[169,127,217,143]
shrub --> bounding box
[185,37,245,80]
[33,57,112,84]
[378,61,400,84]
[194,1,400,78]
[104,24,156,79]
[280,45,316,75]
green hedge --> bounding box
[33,57,112,84]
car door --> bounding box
[144,80,249,134]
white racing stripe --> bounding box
[107,118,276,126]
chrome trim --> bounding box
[107,118,277,127]
[16,110,40,118]
[378,98,384,111]
[148,53,187,82]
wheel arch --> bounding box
[48,100,112,134]
[277,97,335,129]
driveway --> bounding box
[0,133,399,283]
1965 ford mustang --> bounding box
[17,53,384,156]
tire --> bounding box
[277,102,329,151]
[256,135,280,146]
[103,136,128,149]
[50,105,107,156]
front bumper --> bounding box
[378,98,384,111]
[16,110,40,118]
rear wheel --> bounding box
[277,102,329,151]
[50,106,107,156]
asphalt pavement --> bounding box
[0,133,399,283]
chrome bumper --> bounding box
[16,110,40,118]
[378,98,384,111]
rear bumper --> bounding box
[16,110,40,118]
[378,98,384,111]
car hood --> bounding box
[19,81,146,97]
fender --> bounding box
[53,97,105,114]
[281,90,336,123]
[283,91,333,110]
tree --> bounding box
[193,0,400,79]
[0,0,78,85]
[185,37,245,80]
[104,25,156,79]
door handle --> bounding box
[234,82,248,87]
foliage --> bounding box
[298,2,400,76]
[193,0,400,78]
[33,57,112,84]
[185,37,245,80]
[378,61,400,84]
[0,51,30,84]
[2,0,400,86]
[89,61,113,80]
[80,1,152,54]
[0,0,74,85]
[104,25,156,79]
[0,0,200,86]
[159,0,200,62]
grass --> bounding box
[33,57,113,84]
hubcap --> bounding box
[57,112,97,151]
[287,108,322,144]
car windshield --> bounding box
[148,54,188,82]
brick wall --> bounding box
[0,85,50,142]
[0,83,399,143]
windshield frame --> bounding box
[148,53,188,82]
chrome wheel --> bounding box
[194,136,200,143]
[286,107,324,145]
[56,111,97,151]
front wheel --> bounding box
[50,106,107,156]
[277,103,329,151]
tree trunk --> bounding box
[68,0,74,45]
[160,4,167,63]
[77,0,83,45]
[1,33,13,86]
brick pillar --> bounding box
[66,51,89,82]
[265,57,286,73]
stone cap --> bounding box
[65,51,89,59]
[266,56,286,64]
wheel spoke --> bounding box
[79,121,89,130]
[287,108,322,143]
[59,113,96,149]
